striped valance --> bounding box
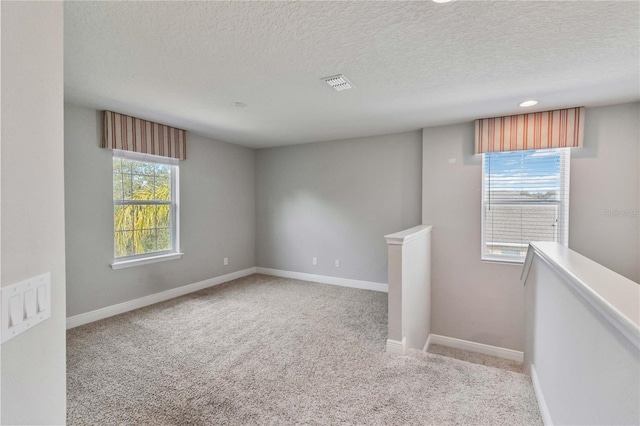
[475,107,584,154]
[102,111,187,160]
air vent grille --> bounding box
[323,74,355,91]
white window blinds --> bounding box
[481,148,570,262]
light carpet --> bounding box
[67,274,542,425]
[427,344,523,374]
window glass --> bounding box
[482,148,570,262]
[113,151,178,259]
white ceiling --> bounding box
[64,1,640,148]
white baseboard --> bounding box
[66,267,257,329]
[531,364,553,425]
[67,266,384,329]
[386,338,406,355]
[256,267,388,293]
[423,333,433,352]
[426,334,524,363]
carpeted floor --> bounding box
[427,344,523,374]
[67,274,542,425]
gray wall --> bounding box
[422,102,640,352]
[65,104,256,317]
[422,123,525,351]
[1,2,67,424]
[570,103,639,283]
[256,131,422,284]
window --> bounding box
[482,148,570,263]
[112,150,180,266]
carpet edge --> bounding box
[256,267,388,293]
[427,334,524,362]
[66,267,257,329]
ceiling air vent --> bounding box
[322,74,355,91]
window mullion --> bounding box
[114,200,171,206]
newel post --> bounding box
[384,225,433,354]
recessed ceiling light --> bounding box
[231,101,247,108]
[519,100,538,108]
[432,0,454,3]
[322,74,355,91]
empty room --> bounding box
[1,1,639,425]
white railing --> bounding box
[521,242,640,426]
[384,225,433,354]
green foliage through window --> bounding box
[113,156,176,258]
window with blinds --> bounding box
[481,148,570,263]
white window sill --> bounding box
[111,252,184,270]
[481,256,525,265]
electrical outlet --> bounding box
[335,260,340,268]
[312,257,318,266]
[223,257,228,266]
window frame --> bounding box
[111,150,182,269]
[480,148,570,264]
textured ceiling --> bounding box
[64,1,640,148]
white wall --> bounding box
[422,102,640,352]
[64,104,256,317]
[401,232,432,351]
[385,226,432,351]
[523,244,639,426]
[1,2,66,424]
[570,103,640,283]
[256,131,422,284]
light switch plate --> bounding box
[37,284,48,313]
[1,272,51,344]
[9,295,22,327]
[24,289,37,319]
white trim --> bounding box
[526,242,640,350]
[426,334,524,363]
[486,242,528,248]
[520,244,535,282]
[112,149,181,262]
[111,252,184,270]
[480,148,570,264]
[423,334,433,352]
[481,255,525,265]
[531,364,553,426]
[255,267,388,293]
[384,225,433,245]
[173,161,181,255]
[66,267,256,329]
[113,149,178,166]
[386,338,406,355]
